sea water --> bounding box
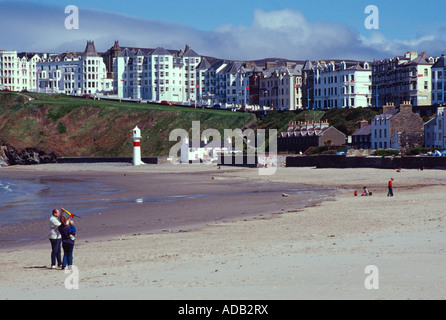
[0,177,121,226]
[0,176,335,227]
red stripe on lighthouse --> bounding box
[133,141,140,147]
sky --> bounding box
[1,0,446,61]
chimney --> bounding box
[359,119,369,128]
[399,101,413,113]
[382,102,395,114]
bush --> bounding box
[304,146,338,155]
[406,146,436,156]
[372,149,400,157]
[57,122,67,134]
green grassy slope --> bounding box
[0,92,254,157]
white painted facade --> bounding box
[0,50,41,92]
[431,53,446,106]
[372,52,435,107]
[113,46,201,104]
[370,108,394,150]
[313,61,372,109]
[259,65,303,110]
[180,137,233,163]
[425,107,446,149]
[37,41,110,95]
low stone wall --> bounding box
[57,156,158,164]
[286,155,446,169]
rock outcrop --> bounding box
[0,145,57,166]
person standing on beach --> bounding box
[49,209,62,269]
[388,178,394,197]
[58,215,76,270]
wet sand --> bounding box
[0,164,334,247]
[1,164,446,300]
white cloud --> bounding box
[0,2,444,61]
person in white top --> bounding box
[49,209,62,269]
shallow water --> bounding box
[0,176,328,227]
[0,177,121,226]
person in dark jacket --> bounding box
[58,215,76,270]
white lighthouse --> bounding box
[132,126,143,166]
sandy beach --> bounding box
[1,163,445,300]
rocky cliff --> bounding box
[0,145,57,166]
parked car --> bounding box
[82,94,91,99]
[213,104,221,109]
[160,100,173,105]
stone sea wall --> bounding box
[286,154,446,169]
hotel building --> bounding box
[313,61,372,109]
[36,41,110,95]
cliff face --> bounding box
[0,92,254,159]
[0,145,56,166]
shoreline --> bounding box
[0,163,336,249]
[1,164,445,299]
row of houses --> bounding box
[281,101,446,153]
[0,41,112,95]
[3,40,445,110]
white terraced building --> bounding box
[313,61,372,109]
[431,53,446,106]
[371,51,435,107]
[113,46,201,104]
[0,50,41,92]
[259,64,303,110]
[36,41,111,95]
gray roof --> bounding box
[374,108,399,120]
[83,41,99,57]
[407,53,434,66]
[433,53,446,69]
[347,64,369,71]
[196,57,211,70]
[302,60,313,71]
[209,60,229,71]
[183,47,200,58]
[119,48,134,57]
[222,61,244,74]
[352,125,372,136]
[151,47,172,56]
[135,49,145,56]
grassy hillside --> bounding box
[0,92,254,157]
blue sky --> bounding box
[1,0,446,61]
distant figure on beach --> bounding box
[354,190,358,196]
[388,178,394,197]
[58,215,76,270]
[49,209,62,269]
[361,186,369,196]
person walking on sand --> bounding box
[388,178,394,197]
[59,215,76,270]
[49,209,62,269]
